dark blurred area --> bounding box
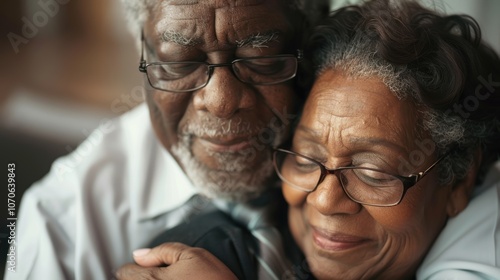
[0,0,142,277]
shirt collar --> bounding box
[136,146,198,221]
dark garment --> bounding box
[149,192,315,280]
[150,210,258,280]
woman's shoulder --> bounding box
[417,160,500,279]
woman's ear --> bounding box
[446,147,482,217]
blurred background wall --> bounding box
[0,0,499,277]
[0,0,143,276]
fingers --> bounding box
[133,242,194,267]
[119,243,238,280]
[114,263,157,280]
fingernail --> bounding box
[133,248,151,257]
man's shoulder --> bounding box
[21,104,156,209]
[47,103,156,181]
[21,103,196,220]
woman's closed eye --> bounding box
[353,168,398,187]
[287,155,319,173]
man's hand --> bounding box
[114,242,238,280]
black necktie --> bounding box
[217,191,291,280]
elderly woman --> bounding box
[275,0,500,278]
[117,0,500,279]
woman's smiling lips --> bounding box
[311,226,371,251]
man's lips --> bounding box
[311,226,371,251]
[198,136,253,152]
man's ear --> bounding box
[446,147,482,217]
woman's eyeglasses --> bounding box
[273,148,451,207]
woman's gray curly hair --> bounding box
[308,0,500,186]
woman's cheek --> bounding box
[283,183,308,206]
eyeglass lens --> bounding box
[274,150,405,206]
[145,56,297,92]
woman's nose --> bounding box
[307,175,362,216]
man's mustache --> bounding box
[180,117,266,138]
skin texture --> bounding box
[283,70,473,280]
[142,0,298,201]
[116,243,238,280]
[115,69,480,280]
[115,1,298,278]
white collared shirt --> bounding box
[417,161,500,280]
[5,104,203,280]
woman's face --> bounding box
[284,70,458,279]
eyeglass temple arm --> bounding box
[408,148,455,185]
[297,49,303,61]
[139,29,147,73]
[414,157,442,181]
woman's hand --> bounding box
[115,242,238,280]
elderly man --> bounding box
[6,1,328,279]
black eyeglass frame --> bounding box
[138,30,303,93]
[273,148,453,207]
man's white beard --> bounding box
[171,116,287,202]
[171,134,275,202]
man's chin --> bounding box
[192,164,274,202]
[172,136,275,202]
[192,141,265,172]
[197,184,265,202]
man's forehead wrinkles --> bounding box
[154,7,206,46]
[152,0,287,48]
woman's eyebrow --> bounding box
[349,136,407,154]
[295,125,322,139]
[296,125,408,153]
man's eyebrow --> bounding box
[236,30,280,48]
[161,31,201,46]
[159,29,280,47]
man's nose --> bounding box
[193,67,257,119]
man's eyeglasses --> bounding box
[138,31,303,93]
[273,149,452,207]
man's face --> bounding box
[143,0,299,201]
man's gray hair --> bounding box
[119,0,154,43]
